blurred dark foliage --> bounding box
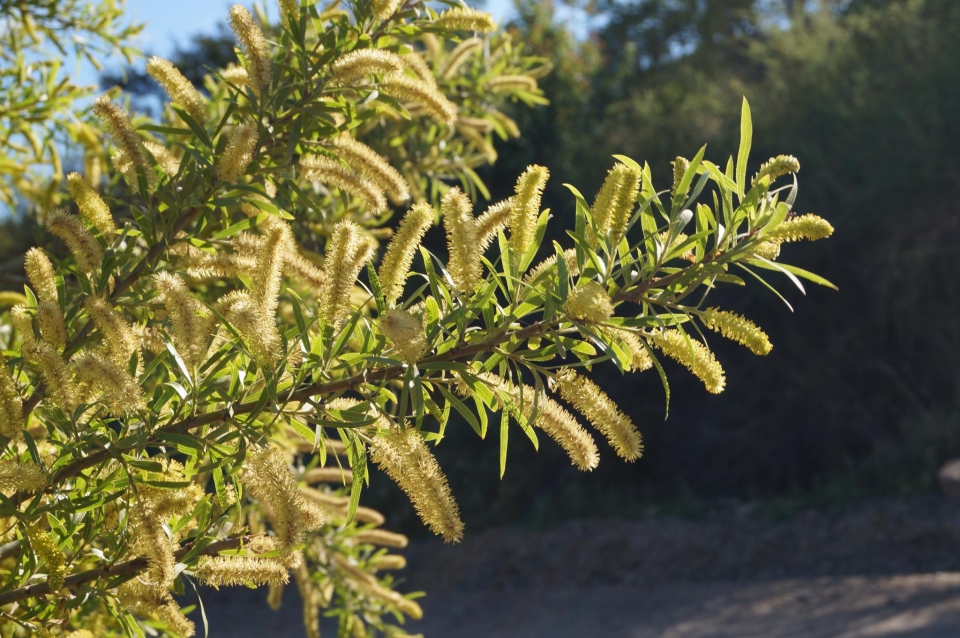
[91,0,960,533]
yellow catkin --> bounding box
[117,579,196,638]
[144,140,181,177]
[12,306,35,349]
[765,214,834,244]
[350,529,409,548]
[36,301,66,350]
[590,163,640,246]
[442,187,481,292]
[434,7,496,33]
[370,0,402,20]
[651,329,726,394]
[66,172,115,238]
[607,165,641,246]
[216,290,280,368]
[555,368,643,461]
[381,73,458,125]
[131,507,176,589]
[524,248,579,286]
[330,136,409,204]
[353,403,462,542]
[298,154,387,213]
[475,197,513,251]
[318,221,375,329]
[28,527,66,592]
[753,155,800,183]
[402,52,435,86]
[29,341,77,411]
[84,296,138,368]
[605,327,653,372]
[146,57,207,123]
[700,307,772,356]
[331,49,405,84]
[508,165,549,265]
[194,555,289,588]
[25,247,59,305]
[475,372,599,471]
[72,351,146,413]
[378,203,433,306]
[216,121,259,183]
[379,309,428,364]
[228,5,272,92]
[0,459,46,491]
[589,165,624,242]
[487,75,538,92]
[241,447,326,551]
[222,65,249,86]
[65,631,94,638]
[283,247,326,291]
[441,37,483,80]
[367,554,406,571]
[45,209,103,273]
[564,280,614,323]
[92,96,155,190]
[302,466,353,485]
[0,357,24,439]
[672,157,690,195]
[331,554,424,619]
[277,0,300,25]
[153,273,215,369]
[752,240,781,261]
[252,222,289,315]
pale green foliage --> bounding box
[0,2,832,638]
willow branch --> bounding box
[0,534,259,606]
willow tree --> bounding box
[0,0,833,636]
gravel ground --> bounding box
[195,495,960,637]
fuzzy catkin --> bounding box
[441,37,483,80]
[228,5,271,92]
[651,329,726,394]
[701,308,772,355]
[331,49,405,83]
[25,248,58,305]
[381,73,458,125]
[0,459,46,492]
[350,529,409,548]
[85,296,138,368]
[370,0,402,20]
[277,0,300,25]
[555,369,643,461]
[524,248,579,286]
[605,327,653,372]
[298,154,387,213]
[154,273,215,369]
[302,466,353,485]
[36,301,66,350]
[338,399,462,542]
[380,309,428,363]
[754,155,800,183]
[147,57,207,123]
[92,96,154,190]
[590,163,640,246]
[217,290,280,368]
[475,197,513,251]
[564,280,614,323]
[318,221,375,329]
[72,351,146,413]
[144,140,181,177]
[474,372,599,471]
[330,136,409,203]
[441,187,481,292]
[434,7,496,32]
[0,358,23,439]
[765,214,834,244]
[117,579,195,638]
[222,65,249,86]
[28,527,66,592]
[216,122,259,183]
[29,340,77,411]
[195,555,289,588]
[241,447,326,551]
[45,209,103,273]
[378,203,433,306]
[508,165,549,265]
[66,172,115,237]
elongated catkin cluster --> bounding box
[564,280,614,323]
[318,221,376,329]
[73,351,145,413]
[589,162,641,246]
[154,273,216,369]
[441,37,483,80]
[554,368,643,461]
[92,96,155,190]
[146,56,207,123]
[700,308,772,355]
[650,329,726,394]
[45,209,102,273]
[442,188,481,292]
[0,459,46,491]
[379,309,427,363]
[471,372,599,471]
[475,198,512,251]
[0,355,23,439]
[764,214,834,244]
[27,527,66,592]
[381,72,458,125]
[331,49,405,83]
[753,155,800,183]
[378,203,433,306]
[434,7,496,32]
[229,5,271,92]
[330,136,409,204]
[216,122,259,183]
[195,555,289,588]
[241,447,327,551]
[298,154,387,213]
[508,165,549,264]
[66,172,115,237]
